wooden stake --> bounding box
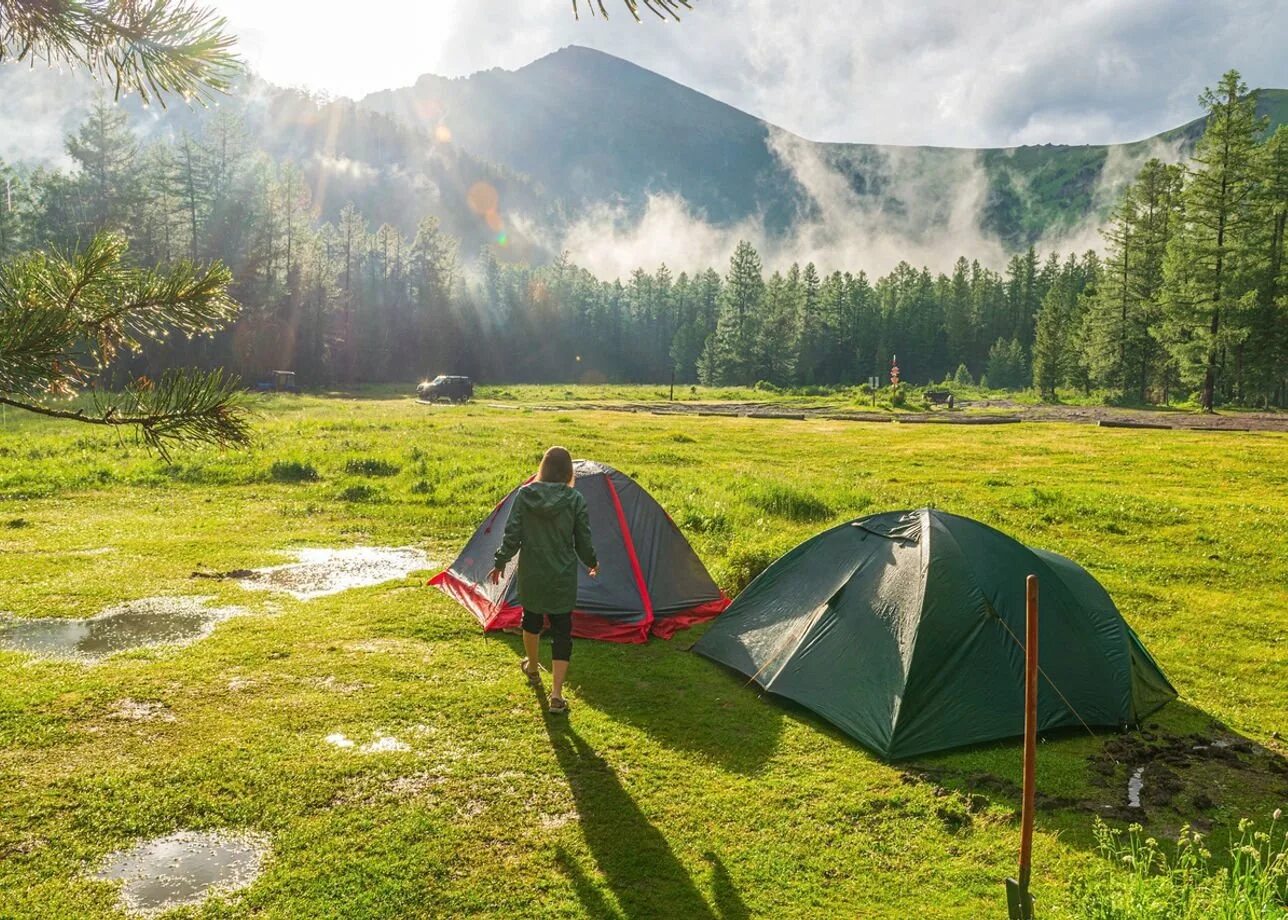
[1006,574,1038,919]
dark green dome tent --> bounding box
[694,509,1176,759]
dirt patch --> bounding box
[305,676,370,695]
[485,399,1288,431]
[0,597,249,661]
[331,771,446,808]
[540,810,580,829]
[91,829,269,917]
[904,728,1287,827]
[194,547,429,600]
[106,699,176,723]
[324,731,411,754]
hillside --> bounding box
[363,46,1288,249]
[1,48,1284,269]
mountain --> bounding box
[2,47,1284,275]
[363,46,1288,251]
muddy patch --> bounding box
[904,727,1287,828]
[0,597,248,661]
[192,546,429,600]
[92,829,269,916]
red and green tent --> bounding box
[431,460,728,643]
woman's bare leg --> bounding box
[522,629,541,674]
[551,660,569,700]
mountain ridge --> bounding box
[360,45,1287,251]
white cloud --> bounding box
[194,2,1288,147]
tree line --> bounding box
[0,70,1283,407]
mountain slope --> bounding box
[363,46,1287,249]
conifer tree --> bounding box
[1243,126,1288,404]
[0,1,248,453]
[1032,275,1079,400]
[706,241,765,384]
[1159,71,1264,410]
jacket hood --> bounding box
[520,481,577,516]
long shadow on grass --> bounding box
[536,684,749,919]
[494,632,784,774]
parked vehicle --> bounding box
[417,375,474,403]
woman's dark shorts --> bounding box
[521,610,573,661]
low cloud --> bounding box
[558,127,1009,280]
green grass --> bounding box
[0,389,1285,918]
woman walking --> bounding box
[489,446,597,712]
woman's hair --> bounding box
[537,445,575,484]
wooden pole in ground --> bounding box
[1006,574,1039,919]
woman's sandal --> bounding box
[520,659,541,683]
[548,696,569,714]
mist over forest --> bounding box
[1,49,1284,405]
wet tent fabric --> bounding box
[694,509,1176,759]
[431,461,729,643]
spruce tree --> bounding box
[1159,71,1264,410]
[707,241,765,384]
[1243,126,1288,405]
[1032,275,1078,400]
[66,97,144,236]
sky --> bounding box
[210,0,1287,147]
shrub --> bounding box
[270,460,320,483]
[675,506,730,535]
[889,385,908,409]
[721,545,785,594]
[338,484,383,502]
[1068,815,1287,920]
[747,483,833,523]
[344,457,401,477]
[953,363,975,387]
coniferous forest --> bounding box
[1,70,1284,408]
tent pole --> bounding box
[1006,574,1038,919]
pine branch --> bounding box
[0,368,252,460]
[0,231,248,457]
[573,0,693,21]
[0,0,240,106]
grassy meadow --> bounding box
[0,388,1285,918]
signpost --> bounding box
[1006,575,1040,919]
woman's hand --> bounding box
[587,565,599,578]
[487,567,503,585]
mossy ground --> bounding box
[1,389,1284,918]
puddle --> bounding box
[1127,766,1145,808]
[233,547,429,600]
[324,731,410,754]
[92,830,269,916]
[0,598,248,661]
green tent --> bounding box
[695,509,1176,759]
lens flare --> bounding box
[466,182,499,215]
[434,123,452,143]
